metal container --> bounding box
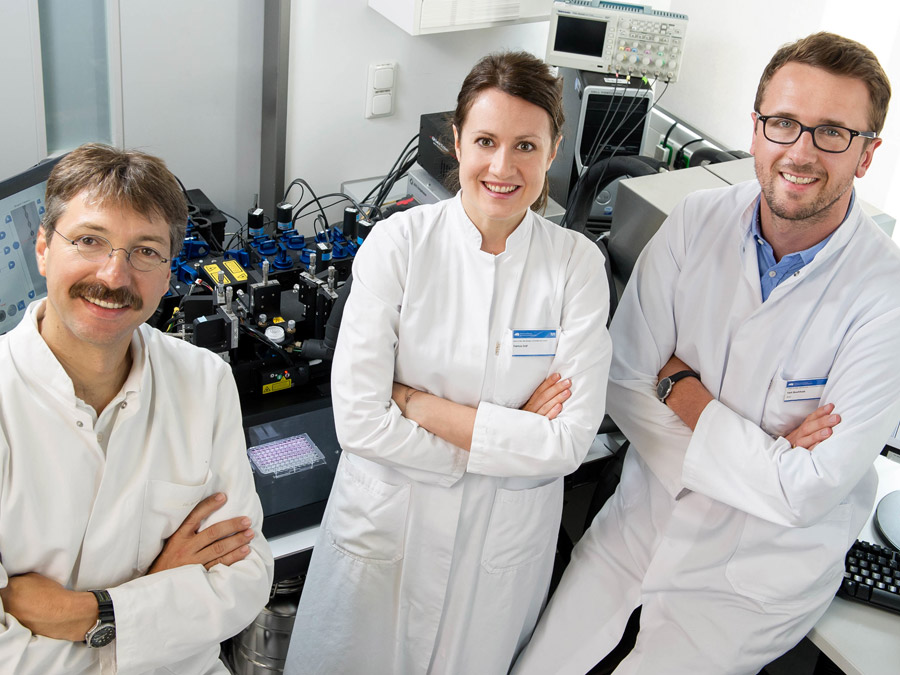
[230,578,303,674]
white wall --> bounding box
[0,0,44,179]
[0,1,263,222]
[665,0,900,234]
[118,0,265,219]
[285,0,548,233]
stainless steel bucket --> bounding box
[231,577,304,674]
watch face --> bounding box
[656,378,672,401]
[88,624,116,648]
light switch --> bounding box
[372,93,393,116]
[366,61,397,119]
[373,67,394,89]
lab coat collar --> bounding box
[10,299,146,409]
[451,192,534,256]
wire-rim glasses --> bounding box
[52,231,169,272]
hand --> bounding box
[148,493,254,574]
[521,373,571,420]
[785,403,841,451]
[0,573,97,642]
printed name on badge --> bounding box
[512,329,558,357]
[784,378,827,402]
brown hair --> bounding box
[452,51,564,212]
[755,32,891,135]
[43,143,188,257]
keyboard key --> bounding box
[870,587,900,612]
[838,540,900,616]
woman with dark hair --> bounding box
[285,51,611,674]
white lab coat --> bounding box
[0,301,274,675]
[284,194,611,674]
[514,180,900,674]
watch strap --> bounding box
[667,369,700,386]
[90,589,115,624]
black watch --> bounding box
[656,369,700,404]
[85,589,116,648]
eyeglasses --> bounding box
[755,113,877,154]
[52,231,169,272]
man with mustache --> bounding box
[515,33,900,674]
[0,144,273,673]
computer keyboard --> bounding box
[837,539,900,615]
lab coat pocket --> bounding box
[482,478,563,574]
[137,471,213,572]
[326,455,411,565]
[762,374,825,440]
[494,328,559,408]
[725,504,851,604]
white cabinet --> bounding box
[369,0,550,36]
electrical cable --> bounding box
[282,179,306,205]
[563,76,643,228]
[661,119,679,151]
[581,76,624,170]
[284,179,328,226]
[222,210,250,249]
[373,147,418,211]
[363,133,420,204]
[675,138,706,169]
[173,174,196,206]
[291,192,368,228]
[240,323,294,366]
[560,78,670,229]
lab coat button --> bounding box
[121,402,128,409]
[76,420,84,428]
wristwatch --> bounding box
[656,369,701,404]
[85,589,116,648]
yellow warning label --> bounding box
[203,263,231,285]
[272,316,285,324]
[223,259,248,281]
[262,378,292,395]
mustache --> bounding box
[69,281,143,311]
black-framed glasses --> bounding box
[755,113,877,153]
[52,231,169,272]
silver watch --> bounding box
[85,589,116,648]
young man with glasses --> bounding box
[515,32,900,674]
[0,144,273,673]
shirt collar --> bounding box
[750,189,855,262]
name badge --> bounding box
[784,378,827,402]
[512,329,557,357]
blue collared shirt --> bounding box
[751,191,855,301]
